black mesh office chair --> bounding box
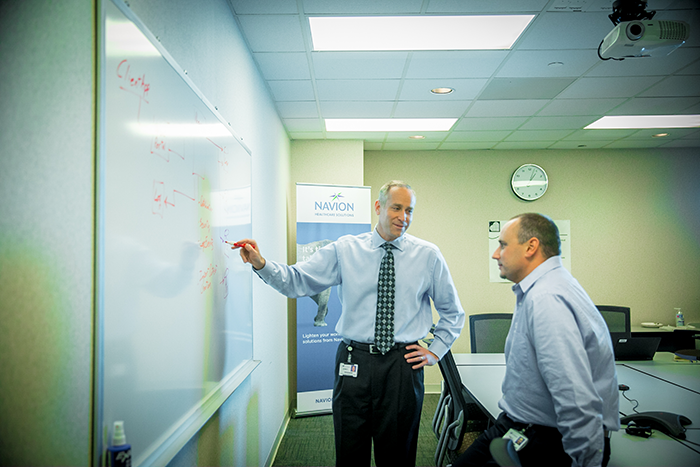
[469,313,513,354]
[596,305,631,342]
[428,326,489,467]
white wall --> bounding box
[0,0,292,465]
[0,1,95,464]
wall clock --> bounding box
[511,164,548,201]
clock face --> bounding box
[511,164,548,201]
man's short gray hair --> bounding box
[378,180,414,207]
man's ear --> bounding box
[375,200,381,215]
[524,237,540,258]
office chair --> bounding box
[469,313,513,354]
[428,326,489,467]
[595,305,631,342]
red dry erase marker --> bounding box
[226,241,247,248]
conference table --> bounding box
[454,353,700,467]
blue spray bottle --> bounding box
[107,421,132,467]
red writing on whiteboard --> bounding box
[151,135,184,162]
[199,263,217,294]
[199,195,211,211]
[116,59,150,119]
[152,180,195,218]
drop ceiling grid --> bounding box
[228,0,700,150]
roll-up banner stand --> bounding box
[295,183,372,416]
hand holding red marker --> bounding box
[226,239,265,270]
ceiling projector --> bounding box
[599,19,690,59]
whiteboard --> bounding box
[97,1,257,465]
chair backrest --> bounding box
[596,305,631,342]
[469,313,513,353]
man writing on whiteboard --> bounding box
[232,180,465,467]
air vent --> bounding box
[659,20,690,41]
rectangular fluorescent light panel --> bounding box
[585,115,700,129]
[325,118,457,132]
[309,16,535,51]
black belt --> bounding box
[342,339,416,355]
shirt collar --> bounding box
[512,255,563,296]
[372,226,405,251]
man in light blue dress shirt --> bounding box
[233,181,465,467]
[454,213,619,467]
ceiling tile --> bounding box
[605,139,667,148]
[268,80,315,101]
[677,56,700,75]
[229,0,298,14]
[406,51,509,79]
[276,101,319,118]
[557,76,665,98]
[520,115,597,130]
[640,75,700,98]
[549,140,614,149]
[564,129,637,140]
[312,52,408,79]
[282,118,323,132]
[228,0,700,150]
[237,16,306,52]
[319,101,394,118]
[446,130,512,142]
[494,141,553,149]
[438,141,498,150]
[383,142,440,150]
[610,97,700,115]
[516,11,614,50]
[302,0,424,14]
[427,0,549,13]
[505,129,576,141]
[399,79,488,100]
[466,99,549,117]
[587,47,700,77]
[325,131,388,142]
[289,131,326,139]
[497,50,599,77]
[479,78,575,99]
[316,79,401,101]
[455,117,528,131]
[253,52,311,80]
[393,100,470,117]
[384,132,450,141]
[537,98,626,116]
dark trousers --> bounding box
[332,342,424,467]
[452,412,611,467]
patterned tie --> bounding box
[375,243,396,354]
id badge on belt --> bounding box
[503,428,529,451]
[338,363,359,378]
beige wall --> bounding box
[364,148,700,392]
[287,139,364,405]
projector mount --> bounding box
[608,0,656,26]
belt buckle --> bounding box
[368,344,380,355]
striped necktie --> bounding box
[374,243,396,354]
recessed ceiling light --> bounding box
[585,115,700,129]
[548,61,564,67]
[325,118,457,132]
[409,135,426,139]
[309,16,535,51]
[431,87,454,95]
